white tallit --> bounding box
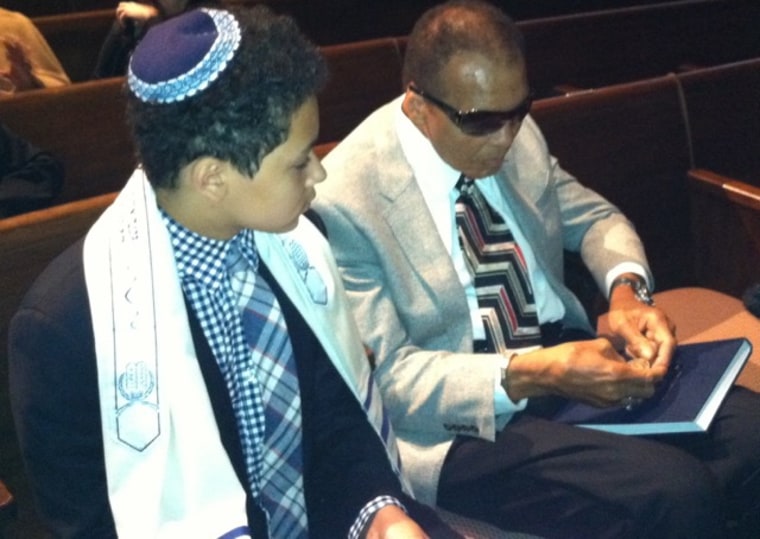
[83,169,408,538]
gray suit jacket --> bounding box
[314,97,651,504]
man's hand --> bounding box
[1,39,41,92]
[607,275,676,373]
[363,505,429,539]
[507,338,667,407]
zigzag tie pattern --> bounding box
[455,175,542,353]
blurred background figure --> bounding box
[0,8,71,94]
[92,0,221,78]
[0,477,16,529]
[0,122,64,218]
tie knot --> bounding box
[225,240,247,275]
[455,173,471,192]
[226,233,259,275]
[455,174,477,205]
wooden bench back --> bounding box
[678,58,760,184]
[688,169,760,297]
[0,192,116,373]
[0,77,136,205]
[31,1,760,97]
[521,0,760,98]
[32,9,114,82]
[680,59,760,297]
[319,37,405,144]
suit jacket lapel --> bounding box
[376,130,472,324]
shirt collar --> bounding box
[161,209,258,289]
[395,99,462,198]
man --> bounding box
[9,7,460,538]
[313,1,760,537]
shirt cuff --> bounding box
[494,353,528,416]
[349,495,405,539]
[605,262,651,299]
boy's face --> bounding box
[226,96,325,233]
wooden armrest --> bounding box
[688,168,760,211]
[314,141,336,160]
[552,84,592,96]
[0,192,116,239]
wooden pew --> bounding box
[7,0,113,17]
[0,192,117,434]
[679,58,760,184]
[32,1,760,99]
[0,77,136,205]
[688,169,760,298]
[521,0,760,98]
[32,8,114,83]
[678,59,760,298]
[319,37,405,144]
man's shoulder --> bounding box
[322,99,401,171]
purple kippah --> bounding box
[128,8,241,103]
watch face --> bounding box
[613,276,654,306]
[634,285,655,306]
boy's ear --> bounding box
[189,157,228,203]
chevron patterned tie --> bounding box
[455,174,542,353]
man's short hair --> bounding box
[402,0,525,97]
[126,5,327,189]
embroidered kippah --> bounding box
[128,8,241,104]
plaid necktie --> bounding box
[226,240,309,538]
[455,174,542,352]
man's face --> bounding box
[226,96,325,233]
[406,51,530,179]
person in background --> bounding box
[9,6,461,538]
[0,8,71,94]
[313,0,760,537]
[0,478,16,528]
[92,0,220,78]
[0,122,64,218]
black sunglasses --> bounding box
[409,84,533,137]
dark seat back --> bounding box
[0,78,136,205]
[32,9,114,82]
[319,37,405,144]
[679,58,760,184]
[520,0,760,98]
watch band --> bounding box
[500,352,518,394]
[610,276,655,306]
